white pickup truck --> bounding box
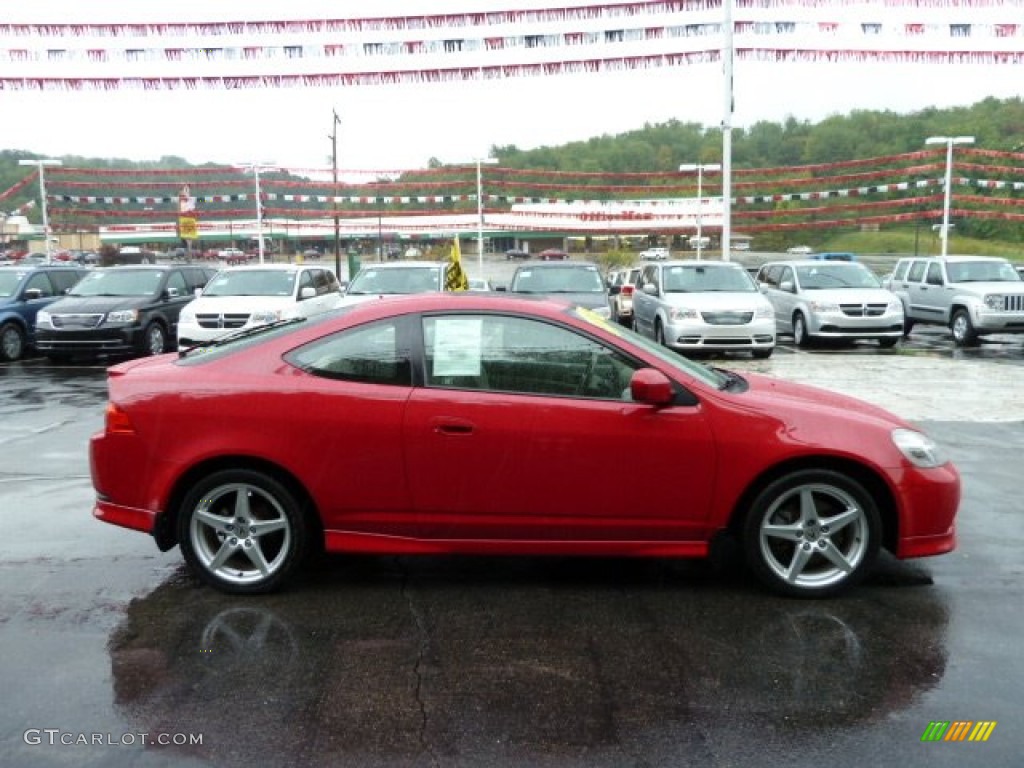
[883,255,1024,346]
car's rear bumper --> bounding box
[94,498,158,534]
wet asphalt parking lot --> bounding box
[1,286,1023,767]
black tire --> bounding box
[902,311,914,337]
[950,309,977,347]
[741,469,881,598]
[143,322,167,356]
[177,469,309,594]
[0,321,26,362]
[792,312,811,348]
[655,319,667,347]
[878,337,899,349]
[751,347,774,359]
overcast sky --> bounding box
[4,1,1022,171]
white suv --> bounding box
[639,247,670,261]
[177,264,344,350]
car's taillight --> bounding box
[105,403,135,435]
[621,285,634,296]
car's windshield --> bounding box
[795,263,881,289]
[69,269,163,297]
[203,269,297,297]
[0,271,27,298]
[569,306,727,389]
[663,265,757,293]
[512,266,605,293]
[347,266,441,295]
[946,260,1020,283]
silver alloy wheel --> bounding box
[951,310,975,347]
[756,482,869,591]
[1,323,24,361]
[188,482,293,588]
[793,313,808,347]
[145,323,166,355]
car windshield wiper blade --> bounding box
[178,317,305,358]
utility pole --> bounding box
[330,109,343,279]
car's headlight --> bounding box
[754,303,774,319]
[106,309,139,323]
[983,294,1003,310]
[892,428,948,468]
[808,300,840,312]
[250,309,282,324]
[36,310,52,328]
[668,307,698,321]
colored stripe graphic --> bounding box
[921,720,997,742]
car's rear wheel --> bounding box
[143,322,167,356]
[742,469,880,598]
[792,312,811,348]
[950,309,977,347]
[0,322,25,362]
[178,469,309,594]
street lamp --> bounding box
[679,162,721,260]
[476,157,499,274]
[18,158,62,263]
[924,136,974,258]
[235,161,275,263]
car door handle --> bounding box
[432,418,475,435]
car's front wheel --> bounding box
[950,309,977,347]
[792,312,811,348]
[143,322,167,356]
[742,469,881,598]
[0,322,26,362]
[751,347,774,359]
[178,469,310,594]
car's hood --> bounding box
[188,295,295,312]
[949,281,1024,294]
[519,291,608,309]
[661,291,770,311]
[801,288,896,303]
[338,293,399,307]
[735,369,909,429]
[45,295,154,313]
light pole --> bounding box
[18,158,62,263]
[475,157,499,275]
[235,161,275,263]
[679,162,721,260]
[924,136,974,258]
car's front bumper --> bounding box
[35,326,144,356]
[664,317,776,351]
[807,309,904,339]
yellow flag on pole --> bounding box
[445,236,469,291]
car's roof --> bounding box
[355,260,446,270]
[513,260,598,269]
[760,259,866,267]
[221,263,324,271]
[655,259,745,268]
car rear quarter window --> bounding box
[288,318,412,386]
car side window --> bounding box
[297,270,315,298]
[311,269,331,295]
[423,314,639,400]
[24,273,55,298]
[640,266,658,292]
[779,266,794,288]
[288,318,412,386]
[892,260,909,282]
[925,262,944,286]
[49,270,84,294]
[907,261,926,283]
[165,271,188,297]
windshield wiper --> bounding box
[178,317,306,358]
[711,367,747,392]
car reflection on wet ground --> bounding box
[1,334,1023,767]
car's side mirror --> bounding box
[608,285,621,296]
[165,287,180,298]
[23,288,44,301]
[642,283,658,296]
[299,286,316,300]
[630,368,674,406]
[779,280,795,293]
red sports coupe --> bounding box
[91,294,959,597]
